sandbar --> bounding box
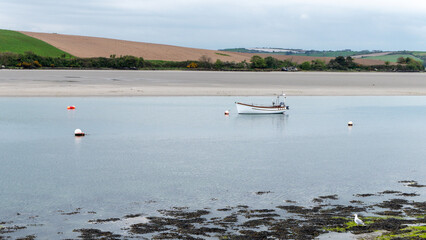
[0,69,425,96]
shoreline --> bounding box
[1,70,426,97]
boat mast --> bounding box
[281,92,286,107]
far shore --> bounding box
[0,69,425,96]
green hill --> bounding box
[0,29,72,57]
[364,54,423,63]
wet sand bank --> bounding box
[0,70,425,96]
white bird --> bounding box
[354,214,365,226]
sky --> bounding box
[1,0,425,51]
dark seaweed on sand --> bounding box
[3,182,425,239]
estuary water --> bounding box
[0,96,425,238]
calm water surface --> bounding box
[0,96,425,238]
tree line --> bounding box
[0,52,423,72]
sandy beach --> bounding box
[0,70,425,96]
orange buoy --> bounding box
[74,129,85,136]
[224,110,230,115]
[67,105,76,110]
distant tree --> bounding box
[20,51,41,63]
[235,60,248,69]
[406,60,424,71]
[265,56,279,69]
[299,61,311,70]
[199,55,213,69]
[250,55,266,69]
[328,56,359,70]
[281,59,296,68]
[397,57,406,64]
[310,59,326,70]
[138,57,145,68]
[214,59,224,69]
[0,52,19,67]
[345,56,357,68]
[335,56,347,67]
[405,57,413,64]
[241,60,250,69]
[123,55,139,68]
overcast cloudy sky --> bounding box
[1,0,425,50]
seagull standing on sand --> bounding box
[354,214,365,226]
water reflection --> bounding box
[235,113,288,135]
[67,109,76,119]
[347,125,353,135]
[74,135,83,146]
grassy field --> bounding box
[297,51,359,57]
[215,52,230,56]
[221,48,370,57]
[412,51,426,56]
[363,54,423,63]
[0,29,72,57]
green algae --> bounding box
[376,225,426,239]
[345,221,359,227]
[364,216,404,220]
[324,216,403,233]
[325,215,425,239]
[323,219,359,232]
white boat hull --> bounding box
[235,102,287,114]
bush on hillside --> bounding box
[0,51,423,72]
[299,61,311,70]
[250,55,266,69]
[265,56,280,69]
[328,56,358,70]
[311,59,327,70]
[198,55,213,69]
[214,59,224,69]
[187,62,198,68]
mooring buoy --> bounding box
[348,121,353,126]
[67,105,76,110]
[224,110,230,115]
[74,129,85,136]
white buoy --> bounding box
[74,129,85,136]
[224,110,230,115]
[348,121,353,126]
